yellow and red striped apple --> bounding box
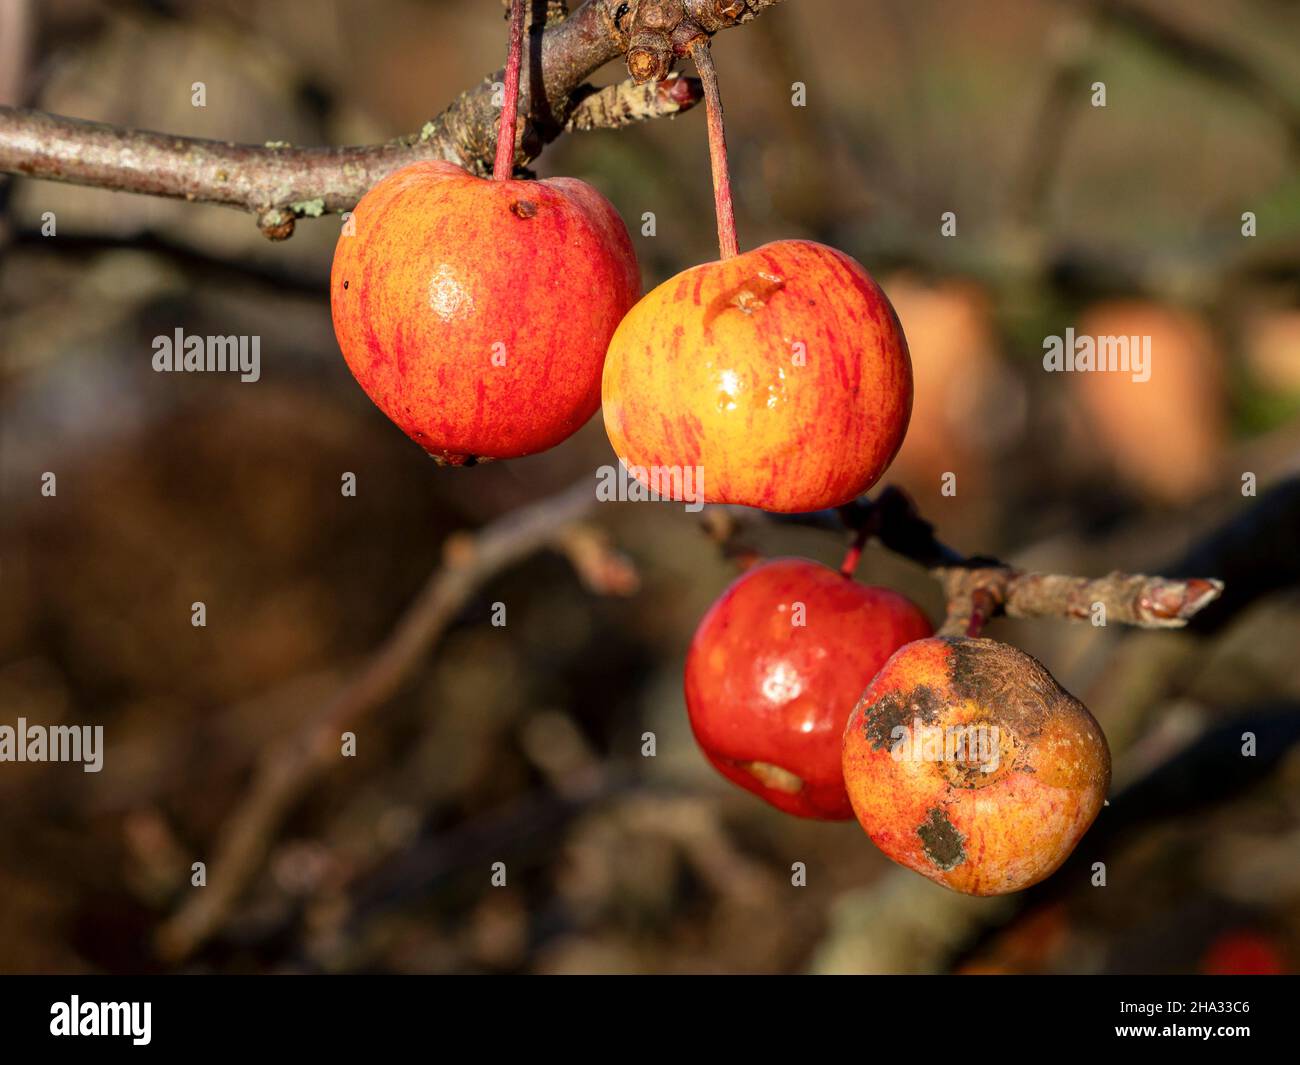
[602,239,912,512]
[331,161,639,465]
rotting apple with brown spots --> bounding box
[685,558,932,819]
[842,636,1110,894]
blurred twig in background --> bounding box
[1073,0,1300,151]
[156,478,606,960]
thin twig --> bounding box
[564,73,702,131]
[1008,10,1097,225]
[936,566,1223,637]
[691,39,740,260]
[154,479,598,962]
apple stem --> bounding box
[690,39,739,260]
[493,0,527,182]
[839,526,870,579]
[965,588,998,637]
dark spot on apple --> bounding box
[917,807,966,870]
[945,636,1061,736]
[860,683,942,750]
[343,280,349,289]
[510,200,538,219]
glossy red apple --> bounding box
[684,557,932,819]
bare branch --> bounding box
[936,566,1224,637]
[154,479,598,962]
[707,486,1224,638]
[553,523,642,595]
[0,107,469,239]
[0,0,789,239]
[600,0,790,83]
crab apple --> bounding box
[601,239,911,512]
[331,161,639,464]
[842,636,1110,895]
[602,34,911,512]
[684,558,932,819]
[331,1,637,464]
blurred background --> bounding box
[1,0,1299,974]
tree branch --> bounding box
[934,566,1224,638]
[154,478,600,963]
[604,0,790,83]
[705,485,1224,638]
[564,71,702,131]
[0,0,787,239]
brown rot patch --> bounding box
[343,280,349,289]
[917,807,966,870]
[510,200,538,219]
[861,684,942,751]
[945,637,1062,736]
[703,272,786,330]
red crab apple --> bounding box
[330,1,639,464]
[685,558,932,819]
[842,636,1111,894]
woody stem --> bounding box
[690,38,739,260]
[493,0,527,181]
